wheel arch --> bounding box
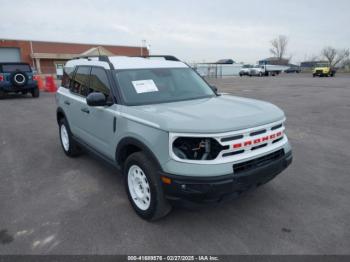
[116,137,162,171]
[56,107,67,125]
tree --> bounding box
[321,46,349,67]
[342,58,350,70]
[269,35,289,60]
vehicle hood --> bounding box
[122,95,285,133]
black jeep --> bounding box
[0,62,39,98]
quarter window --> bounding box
[62,65,74,88]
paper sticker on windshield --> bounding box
[132,80,159,94]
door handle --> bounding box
[113,117,117,133]
[81,108,90,114]
[64,100,71,105]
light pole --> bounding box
[141,39,146,56]
[147,44,151,55]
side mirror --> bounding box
[211,85,218,93]
[86,92,108,107]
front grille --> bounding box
[316,70,323,74]
[233,149,284,174]
[221,134,243,143]
[222,150,245,157]
[271,124,282,130]
[251,143,268,150]
[170,119,286,164]
[250,129,266,136]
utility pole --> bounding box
[141,39,146,56]
[147,44,151,56]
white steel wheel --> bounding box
[127,165,151,211]
[60,124,70,152]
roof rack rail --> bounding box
[137,55,180,62]
[72,55,115,69]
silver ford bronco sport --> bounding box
[56,55,292,220]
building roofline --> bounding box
[0,37,146,49]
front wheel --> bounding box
[125,152,171,221]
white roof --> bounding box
[109,56,188,69]
[65,56,188,70]
[65,57,110,69]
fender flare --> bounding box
[116,137,162,170]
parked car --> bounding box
[313,63,336,77]
[0,62,39,98]
[284,66,301,73]
[56,55,293,220]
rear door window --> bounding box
[90,67,110,96]
[70,66,91,96]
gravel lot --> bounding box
[0,73,349,255]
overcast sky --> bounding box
[1,0,349,63]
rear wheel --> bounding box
[59,118,81,157]
[31,87,40,98]
[0,90,5,99]
[124,152,171,221]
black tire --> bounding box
[124,152,171,221]
[31,87,40,98]
[58,118,81,157]
[313,74,316,77]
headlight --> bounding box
[170,136,228,161]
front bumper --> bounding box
[161,149,292,207]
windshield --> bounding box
[315,63,329,67]
[2,64,31,73]
[115,68,215,105]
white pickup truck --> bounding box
[240,64,287,77]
